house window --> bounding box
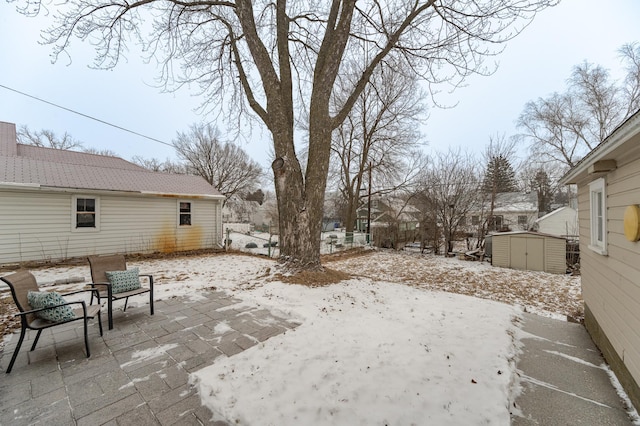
[72,195,100,231]
[488,215,503,230]
[179,201,192,226]
[471,215,480,225]
[589,178,607,254]
[518,215,528,226]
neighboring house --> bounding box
[465,192,538,233]
[356,197,420,233]
[222,195,273,232]
[560,110,640,410]
[533,206,578,238]
[0,121,225,265]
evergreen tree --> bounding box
[482,155,519,194]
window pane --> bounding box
[180,202,191,213]
[180,213,191,226]
[77,213,95,227]
[77,198,96,212]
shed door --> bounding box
[526,238,544,271]
[511,237,528,270]
[510,237,545,272]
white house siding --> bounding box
[577,155,640,398]
[0,189,222,264]
[535,207,579,237]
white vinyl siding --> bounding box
[588,178,607,255]
[576,152,640,393]
[0,190,222,264]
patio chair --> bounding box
[87,254,154,330]
[0,271,103,374]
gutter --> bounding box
[0,183,224,200]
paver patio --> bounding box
[0,289,300,425]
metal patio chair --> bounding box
[0,271,103,374]
[87,254,154,330]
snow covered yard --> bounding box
[0,250,582,425]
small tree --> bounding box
[418,149,480,254]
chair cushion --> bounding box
[27,291,76,322]
[106,268,142,294]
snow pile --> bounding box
[192,279,518,425]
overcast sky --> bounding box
[1,0,639,169]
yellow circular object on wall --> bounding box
[624,205,640,242]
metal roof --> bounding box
[0,121,223,198]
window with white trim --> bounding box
[179,201,192,226]
[589,178,607,254]
[72,195,100,232]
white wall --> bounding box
[0,189,222,264]
[535,207,578,237]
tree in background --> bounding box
[329,58,427,236]
[518,42,640,168]
[518,163,563,214]
[481,155,519,194]
[17,125,83,150]
[131,156,186,174]
[18,125,117,156]
[173,123,263,206]
[482,135,519,232]
[417,149,479,255]
[25,0,555,270]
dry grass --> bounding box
[1,249,584,349]
[328,250,584,322]
[274,268,351,287]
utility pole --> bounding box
[367,161,372,244]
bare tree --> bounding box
[417,149,480,255]
[131,156,187,173]
[330,60,428,236]
[518,43,640,168]
[173,123,263,205]
[17,125,84,150]
[22,0,555,270]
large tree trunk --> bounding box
[272,154,323,269]
[271,120,333,270]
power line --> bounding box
[0,83,173,147]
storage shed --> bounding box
[491,231,566,274]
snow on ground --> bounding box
[192,279,517,425]
[1,250,582,425]
[225,230,370,257]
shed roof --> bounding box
[0,121,223,198]
[489,230,566,240]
